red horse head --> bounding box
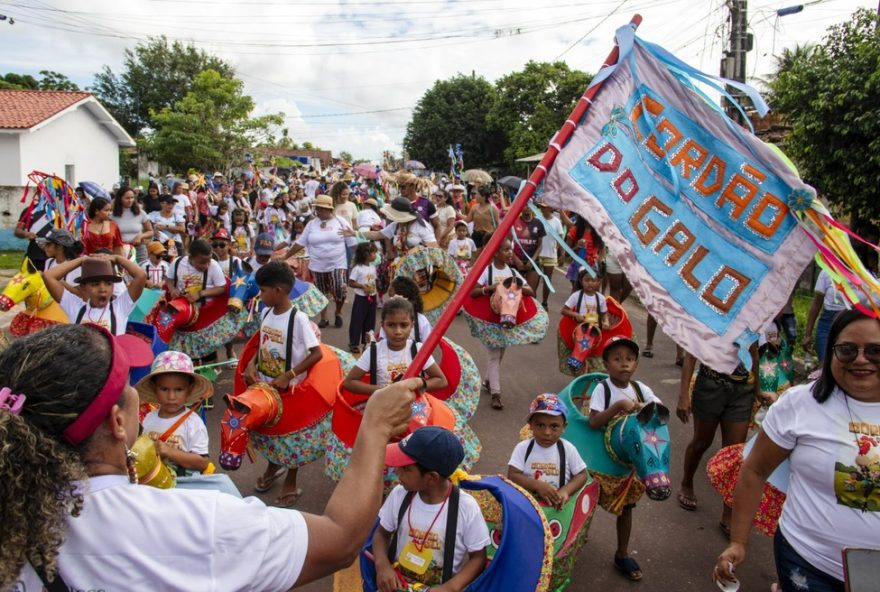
[219,383,283,470]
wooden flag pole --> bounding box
[404,14,643,380]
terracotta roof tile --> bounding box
[0,89,92,129]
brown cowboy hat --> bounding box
[75,258,122,284]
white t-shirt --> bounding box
[476,263,521,287]
[149,211,185,244]
[448,237,476,260]
[257,307,320,385]
[508,437,586,489]
[168,257,226,303]
[356,208,383,231]
[59,289,135,336]
[262,207,287,232]
[304,179,320,200]
[334,201,359,229]
[349,263,377,297]
[379,484,490,583]
[763,384,880,581]
[436,204,456,236]
[381,221,437,251]
[216,256,243,279]
[140,260,169,288]
[354,339,436,387]
[814,270,848,312]
[589,380,662,412]
[16,475,307,591]
[564,290,608,324]
[141,408,210,475]
[247,255,265,272]
[379,312,433,344]
[45,258,82,285]
[539,215,564,258]
[295,217,354,273]
[173,194,191,219]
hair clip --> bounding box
[0,387,26,416]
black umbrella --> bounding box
[497,176,523,191]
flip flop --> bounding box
[254,467,286,493]
[273,488,303,508]
[614,555,643,581]
[491,393,504,410]
[678,492,697,511]
[642,347,654,358]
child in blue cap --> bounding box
[373,426,490,591]
[508,393,588,510]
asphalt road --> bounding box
[203,287,777,592]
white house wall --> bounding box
[19,105,121,190]
[0,134,21,186]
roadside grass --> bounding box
[0,251,24,271]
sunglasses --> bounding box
[212,241,228,249]
[831,342,880,363]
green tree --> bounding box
[0,71,79,91]
[338,150,353,164]
[147,69,283,172]
[91,36,234,136]
[403,74,502,171]
[768,9,880,220]
[488,61,592,171]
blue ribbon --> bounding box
[734,328,759,371]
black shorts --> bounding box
[691,371,754,423]
[472,230,491,248]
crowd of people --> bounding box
[1,163,878,592]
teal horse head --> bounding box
[607,402,672,501]
[557,373,672,503]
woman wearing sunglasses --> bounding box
[715,310,880,592]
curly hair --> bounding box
[389,276,424,315]
[0,325,113,588]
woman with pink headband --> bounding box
[0,323,417,591]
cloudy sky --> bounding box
[0,0,870,161]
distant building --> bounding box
[0,89,134,248]
[261,147,333,172]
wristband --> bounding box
[287,369,297,381]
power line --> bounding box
[554,0,630,60]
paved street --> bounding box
[195,283,777,592]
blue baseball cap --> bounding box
[527,393,568,422]
[254,233,275,256]
[385,426,464,478]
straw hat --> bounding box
[313,195,335,210]
[341,171,354,182]
[362,197,379,210]
[135,350,213,406]
[449,184,466,193]
[381,197,418,224]
[75,258,122,284]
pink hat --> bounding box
[135,350,213,406]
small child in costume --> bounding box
[508,393,588,510]
[348,242,378,354]
[43,254,146,336]
[447,221,476,277]
[373,426,490,591]
[561,266,608,328]
[588,336,662,582]
[344,298,447,394]
[247,232,275,272]
[141,241,170,289]
[384,276,433,343]
[137,350,213,475]
[243,260,323,507]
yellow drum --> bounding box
[131,434,176,489]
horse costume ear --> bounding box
[636,401,656,424]
[655,404,670,425]
[225,393,252,414]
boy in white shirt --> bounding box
[243,260,323,507]
[43,254,146,336]
[165,239,226,305]
[588,336,662,582]
[374,426,490,590]
[508,393,588,510]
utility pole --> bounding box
[720,0,752,123]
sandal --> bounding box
[349,344,361,354]
[677,491,697,511]
[491,393,504,410]
[642,346,654,358]
[334,315,343,328]
[254,467,286,493]
[614,555,643,581]
[317,319,330,329]
[273,488,303,508]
